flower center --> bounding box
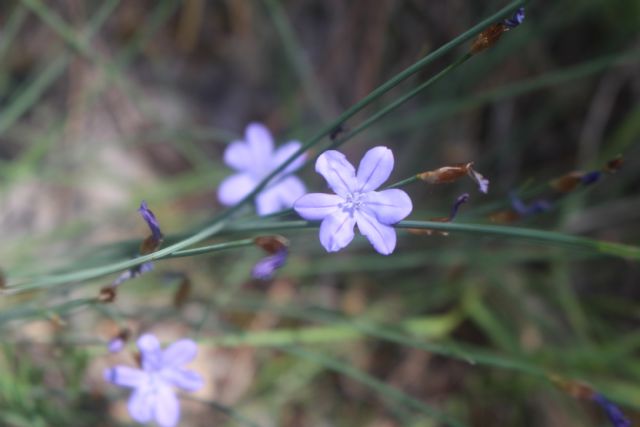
[340,192,365,214]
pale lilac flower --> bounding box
[294,146,412,255]
[218,123,307,216]
[252,248,288,280]
[468,168,489,194]
[104,334,203,427]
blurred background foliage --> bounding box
[0,0,639,426]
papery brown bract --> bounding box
[550,172,584,193]
[98,286,118,303]
[418,163,471,184]
[549,374,595,400]
[254,235,289,254]
[489,210,521,224]
[470,24,507,54]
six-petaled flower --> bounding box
[104,334,204,427]
[218,123,307,215]
[294,146,412,255]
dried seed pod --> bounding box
[470,23,508,54]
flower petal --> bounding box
[319,211,356,252]
[294,193,342,220]
[255,176,307,215]
[153,385,181,427]
[255,186,282,216]
[273,141,306,174]
[162,339,198,368]
[128,387,154,424]
[246,122,274,164]
[315,150,358,197]
[161,368,204,392]
[104,366,148,388]
[137,334,163,371]
[218,173,256,206]
[356,146,394,192]
[223,140,252,171]
[274,176,307,208]
[363,189,412,224]
[355,210,397,255]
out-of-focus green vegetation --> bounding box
[0,0,639,426]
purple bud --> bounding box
[108,338,125,353]
[449,193,470,221]
[593,394,631,427]
[510,193,552,216]
[503,7,525,28]
[581,171,602,186]
[138,201,163,243]
[252,249,288,280]
[112,262,154,286]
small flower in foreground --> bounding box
[105,334,203,427]
[218,123,307,215]
[593,394,632,427]
[294,147,412,255]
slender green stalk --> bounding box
[222,219,640,260]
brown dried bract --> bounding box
[254,235,289,254]
[549,374,594,400]
[489,210,521,224]
[140,235,163,255]
[98,286,118,303]
[470,24,507,54]
[549,172,583,193]
[418,162,472,184]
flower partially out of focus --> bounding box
[510,193,552,216]
[294,147,412,255]
[218,123,307,216]
[593,394,632,427]
[550,156,623,192]
[252,236,289,280]
[418,162,489,194]
[104,334,203,427]
[112,262,154,287]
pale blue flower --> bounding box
[294,146,412,255]
[218,123,307,215]
[104,334,203,427]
